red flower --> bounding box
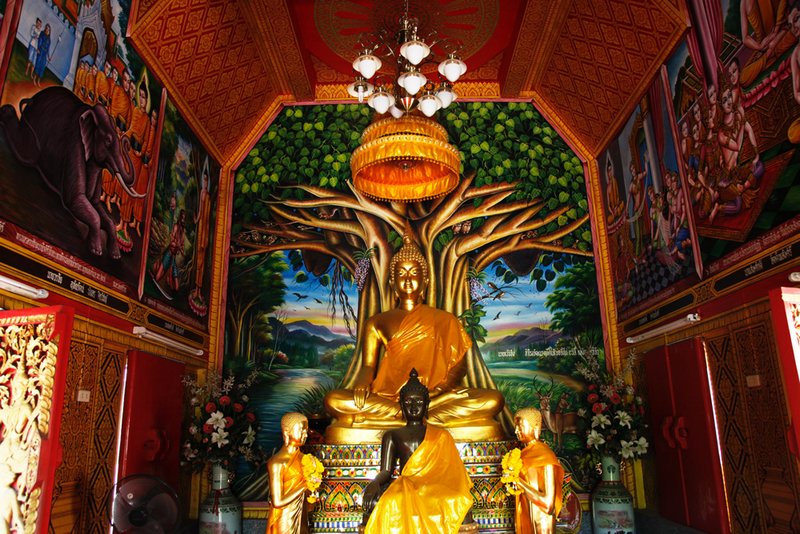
[205,402,216,414]
[587,393,599,403]
[610,393,622,405]
[588,384,597,391]
[233,403,244,413]
[203,424,214,434]
[219,396,232,406]
[245,412,256,423]
[639,406,645,415]
[592,402,605,414]
[225,416,234,428]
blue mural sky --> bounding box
[277,252,556,344]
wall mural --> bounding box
[0,0,164,303]
[224,102,604,500]
[142,98,219,329]
[600,0,800,318]
[600,67,702,319]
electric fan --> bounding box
[109,474,180,533]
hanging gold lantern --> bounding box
[350,115,461,202]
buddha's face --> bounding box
[400,390,427,422]
[285,420,308,446]
[514,415,541,442]
[394,259,425,299]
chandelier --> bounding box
[346,2,467,118]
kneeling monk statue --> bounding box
[513,408,564,534]
[362,369,473,534]
[324,235,504,442]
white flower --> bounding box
[206,411,226,430]
[634,436,649,455]
[182,441,196,459]
[211,429,230,448]
[591,413,611,429]
[587,430,606,448]
[615,411,633,429]
[243,425,256,446]
[620,439,636,459]
[241,395,249,402]
[577,408,587,418]
[189,424,198,435]
[190,397,199,406]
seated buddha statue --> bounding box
[362,369,474,534]
[324,235,504,443]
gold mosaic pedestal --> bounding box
[305,440,517,533]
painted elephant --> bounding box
[0,86,144,258]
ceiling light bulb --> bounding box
[347,77,374,102]
[369,89,394,114]
[400,39,430,66]
[438,55,467,83]
[436,83,456,108]
[418,93,441,117]
[353,54,382,79]
[398,69,426,96]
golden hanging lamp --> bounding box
[350,115,461,202]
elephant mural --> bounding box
[0,86,144,259]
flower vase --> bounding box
[199,463,242,534]
[591,455,635,534]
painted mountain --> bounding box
[481,326,564,355]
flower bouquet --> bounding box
[181,370,262,471]
[301,453,325,503]
[575,351,648,465]
[500,448,524,496]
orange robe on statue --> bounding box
[515,441,564,534]
[364,426,473,534]
[371,304,471,400]
[266,450,308,534]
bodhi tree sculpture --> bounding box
[230,102,593,432]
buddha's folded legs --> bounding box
[427,388,505,426]
[324,389,403,426]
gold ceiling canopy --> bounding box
[350,116,461,202]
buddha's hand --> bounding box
[362,478,383,514]
[353,384,370,409]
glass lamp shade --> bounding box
[436,83,456,108]
[347,77,374,103]
[438,56,467,83]
[368,89,395,114]
[353,54,382,79]
[418,93,442,117]
[389,105,404,118]
[399,39,430,65]
[398,69,427,95]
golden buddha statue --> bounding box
[324,235,504,443]
[266,412,310,534]
[513,408,564,534]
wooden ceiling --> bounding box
[129,0,687,166]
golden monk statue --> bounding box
[513,408,564,534]
[266,413,310,534]
[324,235,504,442]
[362,369,474,534]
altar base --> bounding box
[305,440,517,533]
